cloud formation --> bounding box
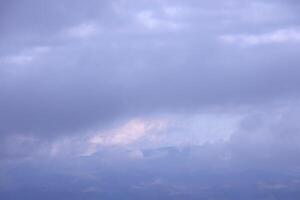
[1,0,300,199]
[220,28,300,46]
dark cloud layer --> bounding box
[1,0,300,137]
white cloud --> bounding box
[220,28,300,46]
[0,46,50,65]
[159,113,241,147]
[83,113,240,156]
[137,10,181,31]
[96,119,167,145]
[91,119,148,146]
[24,113,240,158]
[83,118,169,156]
[2,55,34,65]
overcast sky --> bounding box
[1,0,300,199]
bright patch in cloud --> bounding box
[84,118,168,155]
[83,113,240,156]
[163,6,183,18]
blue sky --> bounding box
[1,0,300,199]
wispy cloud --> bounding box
[0,46,50,65]
[220,28,300,46]
[136,10,182,31]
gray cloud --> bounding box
[1,0,300,155]
[1,0,300,199]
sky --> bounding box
[1,0,300,199]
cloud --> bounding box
[84,118,168,155]
[1,0,300,154]
[220,28,300,46]
[1,0,300,198]
[90,119,150,146]
[63,22,99,39]
[136,10,181,31]
[0,46,50,65]
[2,102,300,199]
